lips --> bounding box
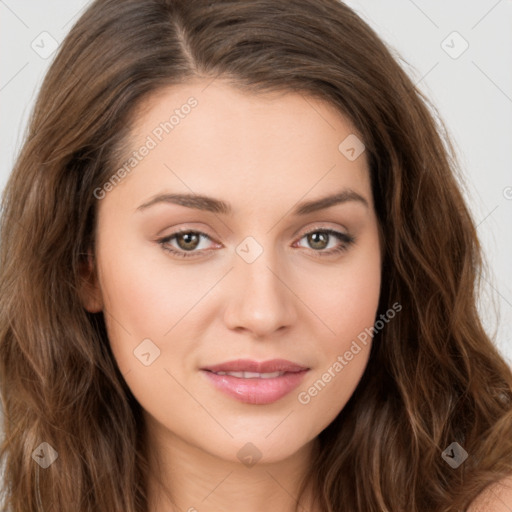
[202,358,308,374]
[201,358,310,405]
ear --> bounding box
[78,252,104,313]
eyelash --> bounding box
[157,227,355,259]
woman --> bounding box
[0,0,511,510]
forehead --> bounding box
[111,78,372,212]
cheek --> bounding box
[295,294,378,439]
[98,257,203,370]
[294,238,381,428]
[304,233,382,344]
[93,227,178,366]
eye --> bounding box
[294,228,355,257]
[158,229,219,259]
[157,227,355,259]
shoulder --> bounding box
[467,475,512,512]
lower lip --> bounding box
[202,370,309,405]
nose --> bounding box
[222,247,297,338]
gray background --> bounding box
[1,0,511,364]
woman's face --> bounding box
[86,79,382,464]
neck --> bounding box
[144,415,320,512]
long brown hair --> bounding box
[1,1,511,510]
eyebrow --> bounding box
[136,188,369,215]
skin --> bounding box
[467,477,512,511]
[83,78,383,512]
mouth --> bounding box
[209,370,287,378]
[200,359,310,405]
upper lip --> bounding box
[201,358,309,373]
